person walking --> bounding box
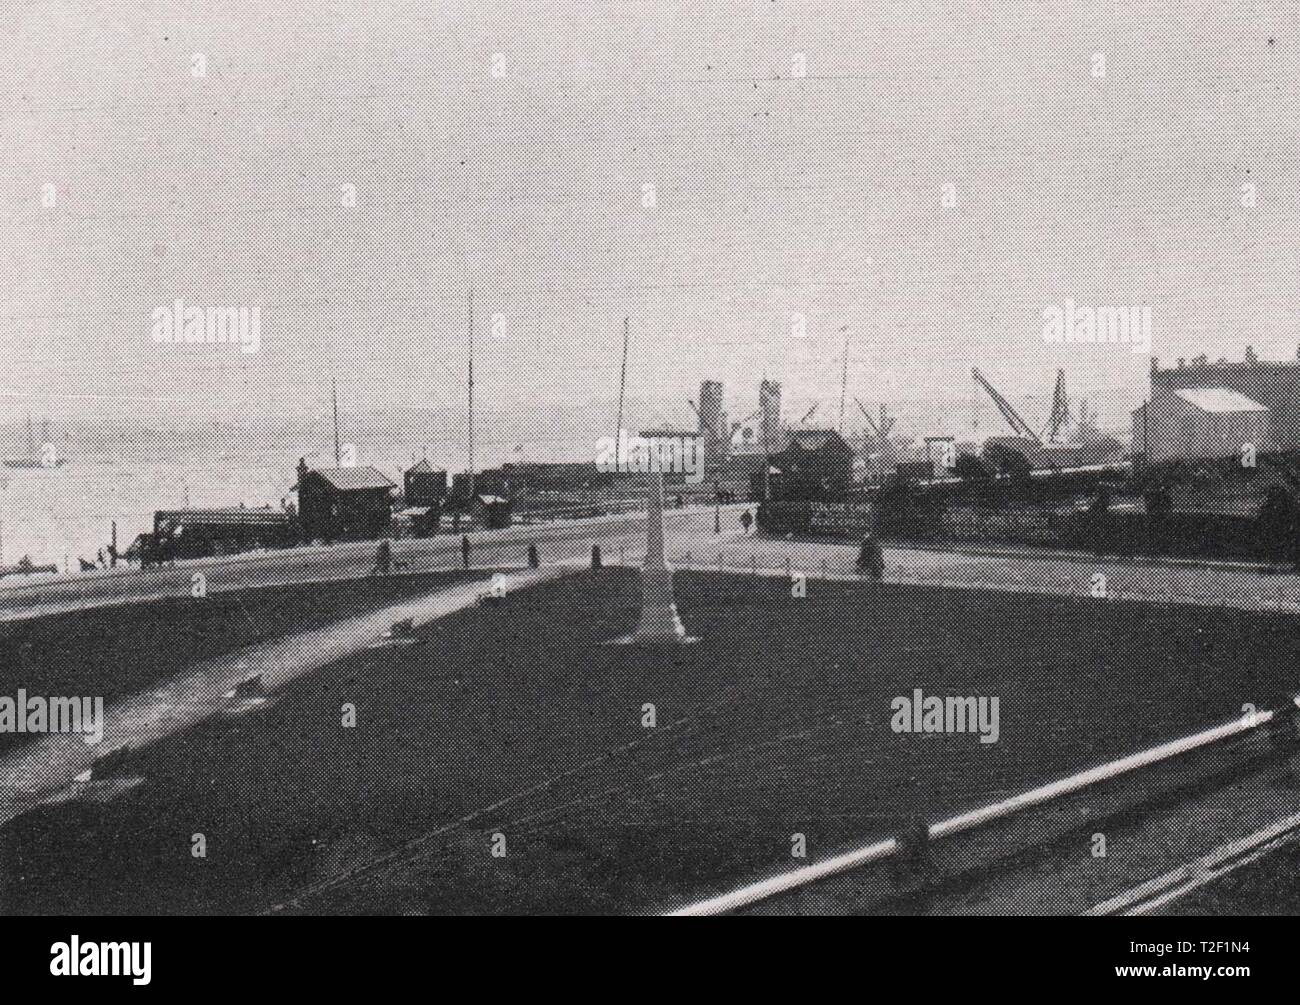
[374,539,392,576]
[857,534,884,580]
[740,510,753,535]
[462,534,471,569]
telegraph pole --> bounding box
[615,316,630,452]
[467,285,475,498]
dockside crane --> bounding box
[1045,369,1070,444]
[853,397,895,444]
[971,368,1042,444]
[854,396,897,476]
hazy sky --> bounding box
[2,1,1298,462]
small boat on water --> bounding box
[0,555,59,578]
[3,416,67,468]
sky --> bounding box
[2,1,1298,464]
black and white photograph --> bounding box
[0,0,1293,978]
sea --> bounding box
[0,418,458,569]
[0,391,1134,571]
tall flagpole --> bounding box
[467,284,475,498]
[331,377,341,466]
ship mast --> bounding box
[331,378,341,466]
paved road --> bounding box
[0,504,752,622]
[8,503,1300,623]
[679,535,1300,616]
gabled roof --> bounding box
[1174,387,1268,414]
[785,428,851,452]
[314,466,395,491]
[407,459,442,474]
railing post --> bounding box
[893,816,931,880]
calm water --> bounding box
[0,458,291,569]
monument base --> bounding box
[608,565,698,645]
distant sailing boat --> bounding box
[3,415,67,469]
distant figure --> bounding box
[462,534,471,569]
[527,543,540,568]
[374,539,392,576]
[96,548,105,568]
[857,535,885,580]
[591,544,602,569]
[740,510,753,535]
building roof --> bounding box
[785,428,851,452]
[1174,387,1269,414]
[314,466,395,491]
[407,459,442,474]
[638,429,701,439]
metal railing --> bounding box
[668,703,1298,916]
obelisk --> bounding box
[616,470,695,644]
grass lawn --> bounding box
[0,570,484,755]
[3,568,1298,914]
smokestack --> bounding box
[760,379,782,452]
[698,380,724,468]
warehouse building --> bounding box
[764,429,855,501]
[1142,350,1300,452]
[1133,387,1271,463]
